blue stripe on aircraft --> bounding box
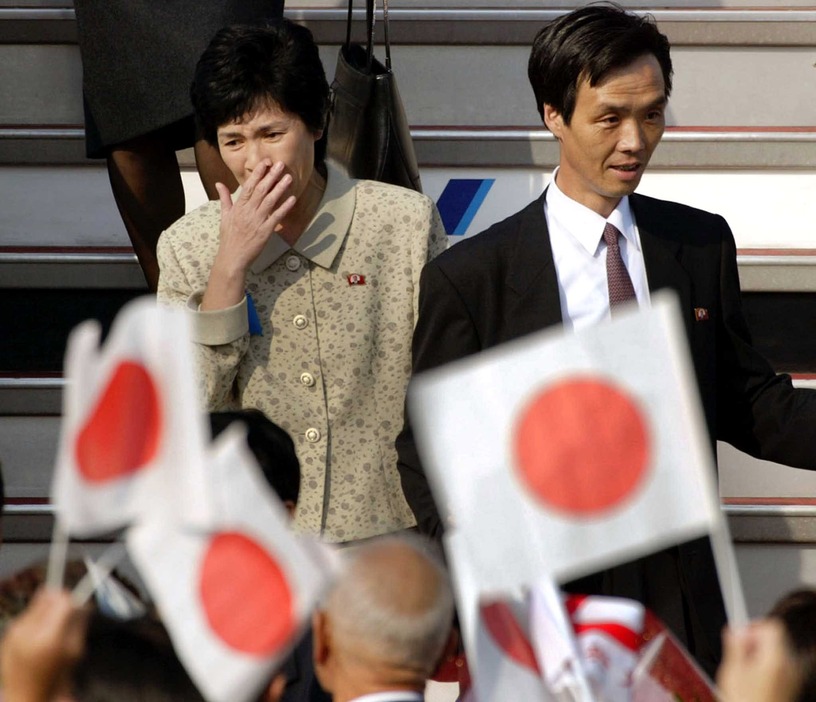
[436,179,496,236]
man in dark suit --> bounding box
[311,535,455,702]
[396,3,816,675]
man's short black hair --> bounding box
[191,19,329,162]
[769,589,816,702]
[209,410,300,506]
[528,3,673,127]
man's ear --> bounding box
[312,610,330,666]
[262,672,287,702]
[311,610,334,693]
[543,104,564,139]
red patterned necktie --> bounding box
[603,222,636,310]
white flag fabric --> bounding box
[127,425,333,702]
[529,576,593,702]
[445,533,558,702]
[52,297,212,536]
[410,294,731,593]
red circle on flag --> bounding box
[513,377,650,515]
[199,531,295,656]
[75,360,162,483]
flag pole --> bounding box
[708,523,748,627]
[71,543,128,606]
[45,517,69,590]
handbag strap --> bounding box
[344,0,392,71]
[382,0,391,71]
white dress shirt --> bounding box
[348,692,424,702]
[544,169,651,331]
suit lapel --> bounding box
[631,194,694,338]
[505,189,564,333]
[500,191,695,338]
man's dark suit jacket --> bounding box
[396,189,816,672]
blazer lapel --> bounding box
[631,194,694,339]
[505,189,563,333]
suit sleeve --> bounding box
[396,258,483,538]
[715,218,816,467]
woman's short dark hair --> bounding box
[209,409,301,506]
[769,589,816,702]
[528,3,673,126]
[191,20,329,162]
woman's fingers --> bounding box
[215,181,233,214]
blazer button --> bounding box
[300,372,315,387]
[293,314,308,330]
[305,427,321,443]
[285,255,301,271]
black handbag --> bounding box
[326,0,422,192]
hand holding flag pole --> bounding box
[48,298,214,584]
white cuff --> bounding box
[186,291,249,345]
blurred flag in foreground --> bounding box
[128,425,334,702]
[410,293,744,622]
[52,297,212,536]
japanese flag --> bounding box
[445,533,561,702]
[127,424,333,702]
[410,293,743,619]
[52,297,212,536]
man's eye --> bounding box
[601,116,619,125]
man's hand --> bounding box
[1,589,89,702]
[202,160,297,311]
[716,619,803,702]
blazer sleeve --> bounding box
[395,257,484,539]
[156,229,249,411]
[715,218,816,467]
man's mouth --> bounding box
[612,164,640,172]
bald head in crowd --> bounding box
[312,535,454,702]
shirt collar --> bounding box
[545,167,639,255]
[249,161,357,274]
[349,692,423,702]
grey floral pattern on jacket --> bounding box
[157,164,447,541]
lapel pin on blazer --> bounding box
[694,307,710,321]
[347,274,366,286]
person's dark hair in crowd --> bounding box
[191,21,329,164]
[72,613,206,702]
[768,589,816,702]
[210,409,300,508]
[527,2,673,124]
